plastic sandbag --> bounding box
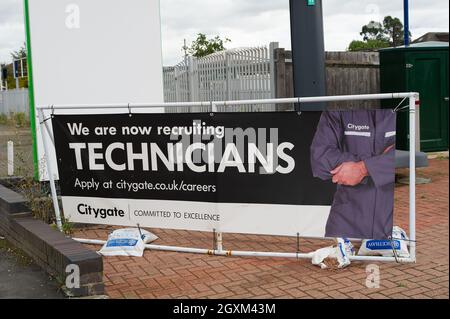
[312,238,355,270]
[99,228,158,257]
[358,227,410,258]
[336,238,354,268]
[311,247,336,269]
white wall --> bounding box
[27,0,164,180]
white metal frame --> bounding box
[37,92,419,264]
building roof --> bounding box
[413,32,449,44]
[379,41,448,53]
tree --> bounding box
[11,43,27,60]
[360,21,388,42]
[349,16,411,52]
[183,33,231,58]
[382,16,410,47]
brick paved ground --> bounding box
[74,159,449,299]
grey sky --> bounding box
[1,0,448,65]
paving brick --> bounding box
[73,159,449,299]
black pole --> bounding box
[404,0,410,46]
[289,0,326,111]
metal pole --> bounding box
[73,238,415,264]
[43,119,55,145]
[37,109,63,231]
[215,232,223,252]
[36,93,418,110]
[409,94,417,262]
[20,58,24,78]
[13,59,19,89]
[290,0,326,110]
[404,0,410,46]
[0,66,3,91]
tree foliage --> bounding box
[11,43,27,60]
[183,33,231,58]
[360,21,387,42]
[348,39,390,52]
[383,16,409,47]
[1,44,28,89]
[349,16,412,51]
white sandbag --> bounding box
[311,238,355,269]
[311,246,336,269]
[358,227,410,258]
[336,238,354,268]
[99,228,158,257]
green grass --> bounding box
[0,112,30,127]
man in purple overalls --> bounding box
[310,110,396,240]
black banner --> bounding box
[53,112,335,205]
[52,110,395,240]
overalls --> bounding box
[311,110,396,239]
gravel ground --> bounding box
[0,237,65,299]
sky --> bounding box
[1,0,449,65]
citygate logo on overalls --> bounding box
[347,123,370,131]
[77,203,125,220]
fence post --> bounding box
[269,42,279,99]
[275,48,286,98]
[225,52,232,101]
[274,48,292,112]
[7,141,14,176]
[178,67,182,103]
[187,56,194,102]
[0,91,3,114]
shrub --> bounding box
[0,112,30,127]
[0,113,8,124]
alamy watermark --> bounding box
[65,264,80,289]
[365,264,381,289]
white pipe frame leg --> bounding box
[409,93,418,262]
[37,109,63,231]
[37,93,419,264]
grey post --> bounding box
[289,0,326,111]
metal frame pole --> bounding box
[73,238,415,264]
[35,93,419,111]
[409,94,418,261]
[37,109,63,231]
[215,232,223,252]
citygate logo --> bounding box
[77,203,125,219]
[347,123,370,131]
